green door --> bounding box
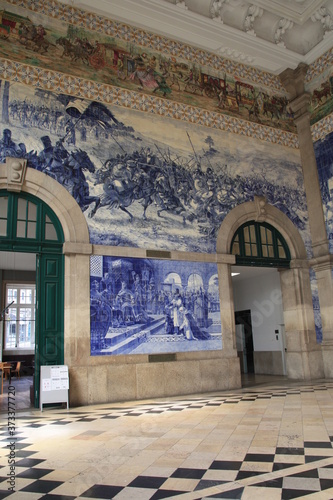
[0,191,64,409]
[35,253,64,408]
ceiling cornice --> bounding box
[59,0,333,75]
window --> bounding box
[0,191,63,251]
[4,284,36,350]
[231,221,290,267]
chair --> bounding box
[12,361,21,379]
[2,362,12,380]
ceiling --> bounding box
[60,0,333,74]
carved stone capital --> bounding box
[279,62,309,100]
[288,93,312,121]
[310,253,333,273]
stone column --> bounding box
[280,64,332,378]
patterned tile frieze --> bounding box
[306,47,333,84]
[3,0,284,93]
[0,57,300,148]
[311,113,333,142]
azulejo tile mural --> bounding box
[0,0,332,133]
[314,130,333,254]
[90,255,222,355]
[0,0,294,132]
[0,82,309,254]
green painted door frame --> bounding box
[0,191,64,408]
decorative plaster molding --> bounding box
[210,0,224,21]
[218,47,254,64]
[244,5,263,35]
[311,7,333,33]
[274,18,294,47]
[175,0,188,10]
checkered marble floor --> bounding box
[1,379,333,499]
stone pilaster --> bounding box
[279,263,324,380]
[280,64,331,378]
[217,261,239,358]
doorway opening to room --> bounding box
[230,221,290,380]
[0,256,37,411]
[0,191,64,409]
[235,309,254,374]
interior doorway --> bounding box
[0,251,36,410]
[235,309,254,374]
[232,266,286,378]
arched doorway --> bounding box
[0,191,64,407]
[230,221,290,376]
[217,197,324,381]
[0,162,91,407]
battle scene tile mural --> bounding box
[90,256,222,356]
[314,130,333,253]
[0,82,309,255]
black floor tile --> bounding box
[244,453,275,462]
[289,468,319,478]
[195,480,228,490]
[128,475,167,489]
[171,467,206,479]
[17,467,54,479]
[273,463,303,472]
[21,480,63,494]
[7,442,32,450]
[304,441,332,448]
[282,488,316,499]
[252,477,283,488]
[206,487,244,498]
[305,455,328,463]
[0,490,13,499]
[81,484,123,498]
[15,449,38,457]
[50,421,72,425]
[209,460,242,470]
[15,457,46,467]
[275,447,304,455]
[320,478,333,489]
[150,490,184,499]
[235,470,263,480]
[40,495,77,500]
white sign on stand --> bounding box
[40,365,69,411]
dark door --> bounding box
[235,309,254,374]
[35,253,64,408]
